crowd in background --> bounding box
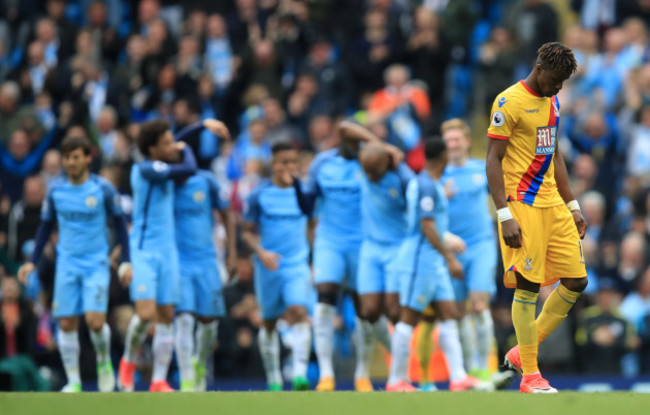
[1,0,650,389]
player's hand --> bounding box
[109,245,122,270]
[118,262,133,287]
[572,210,588,239]
[17,262,35,285]
[383,144,404,168]
[501,219,523,249]
[259,249,281,271]
[444,232,466,254]
[203,119,231,140]
[174,141,187,152]
[227,252,238,277]
[448,257,464,280]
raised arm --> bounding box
[486,138,522,249]
[140,145,198,182]
[175,119,231,143]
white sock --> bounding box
[259,327,282,385]
[152,323,174,382]
[291,322,312,379]
[472,309,494,371]
[123,315,151,363]
[438,319,467,382]
[174,314,195,383]
[373,315,392,352]
[313,303,336,379]
[196,320,218,365]
[354,318,375,380]
[458,315,477,372]
[388,322,414,384]
[89,324,111,366]
[57,330,81,385]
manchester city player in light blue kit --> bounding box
[441,119,498,382]
[18,136,132,393]
[242,142,312,391]
[118,118,228,392]
[386,138,490,392]
[292,120,391,392]
[174,165,237,392]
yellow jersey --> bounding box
[487,80,564,208]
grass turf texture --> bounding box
[2,391,650,415]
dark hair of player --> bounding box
[61,135,92,156]
[137,119,172,157]
[424,137,447,161]
[536,42,577,79]
[271,141,295,155]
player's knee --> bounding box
[85,315,106,332]
[387,305,400,325]
[317,291,338,306]
[361,305,381,323]
[562,277,588,293]
[470,298,489,315]
[288,305,308,322]
[59,318,77,332]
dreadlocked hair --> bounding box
[536,42,577,79]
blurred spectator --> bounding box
[39,149,61,190]
[368,63,430,121]
[507,0,558,67]
[0,82,45,144]
[621,266,650,372]
[96,106,121,163]
[5,176,45,262]
[205,14,235,94]
[0,276,48,391]
[477,27,518,111]
[85,0,122,63]
[575,278,637,374]
[262,97,305,148]
[617,232,647,290]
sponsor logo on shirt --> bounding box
[498,97,508,107]
[535,126,556,155]
[525,109,540,113]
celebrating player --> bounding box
[486,42,587,393]
[118,119,224,392]
[18,136,132,393]
[386,138,490,392]
[441,119,497,381]
[242,142,312,391]
[291,120,373,391]
[173,124,236,392]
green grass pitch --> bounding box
[2,391,650,415]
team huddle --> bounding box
[17,42,588,394]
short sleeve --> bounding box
[101,180,123,217]
[41,190,56,222]
[242,189,260,224]
[396,163,415,188]
[206,173,229,211]
[418,179,437,220]
[303,158,322,195]
[487,94,518,140]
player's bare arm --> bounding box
[219,208,238,276]
[486,138,522,248]
[553,149,587,239]
[338,120,404,167]
[421,218,463,280]
[241,222,281,271]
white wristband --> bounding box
[566,200,581,212]
[118,262,132,278]
[497,207,514,223]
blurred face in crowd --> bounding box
[597,288,621,313]
[310,42,331,66]
[385,65,409,90]
[623,18,647,45]
[365,9,386,31]
[442,127,470,163]
[1,277,20,303]
[620,232,646,267]
[207,14,227,38]
[172,100,192,125]
[149,20,168,45]
[76,30,93,56]
[127,35,147,62]
[179,36,199,57]
[254,40,275,66]
[249,120,267,144]
[158,65,176,90]
[308,115,332,143]
[62,147,92,182]
[263,99,284,127]
[584,113,606,140]
[9,130,30,160]
[139,0,160,24]
[581,193,605,226]
[271,148,298,186]
[97,108,117,133]
[42,149,62,176]
[47,0,65,20]
[88,1,108,27]
[0,84,18,113]
[572,154,597,181]
[360,142,390,182]
[23,176,45,207]
[28,42,45,66]
[36,19,57,44]
[604,28,627,54]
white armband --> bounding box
[566,200,581,212]
[118,262,132,278]
[497,207,514,223]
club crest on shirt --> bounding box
[193,191,206,203]
[473,174,483,185]
[85,195,98,208]
[389,188,398,198]
[492,111,505,127]
[524,258,533,271]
